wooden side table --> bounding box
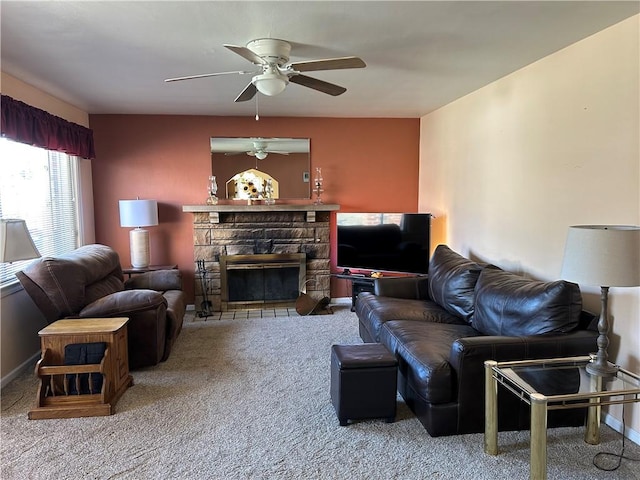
[333,274,375,311]
[122,264,178,278]
[29,318,134,420]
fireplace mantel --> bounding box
[183,203,340,223]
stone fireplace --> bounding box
[183,204,339,312]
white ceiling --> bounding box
[1,1,638,118]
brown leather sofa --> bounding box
[17,244,186,370]
[355,244,598,436]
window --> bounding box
[0,137,81,286]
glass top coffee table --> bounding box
[484,356,640,480]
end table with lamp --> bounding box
[484,224,640,480]
[485,356,640,480]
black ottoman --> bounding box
[330,343,398,426]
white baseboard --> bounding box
[604,412,640,446]
[0,351,40,389]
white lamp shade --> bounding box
[119,200,158,228]
[561,225,640,287]
[0,219,41,263]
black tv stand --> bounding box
[334,273,375,311]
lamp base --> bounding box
[129,228,150,268]
[585,358,618,377]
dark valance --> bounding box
[1,94,95,159]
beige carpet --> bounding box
[1,305,638,480]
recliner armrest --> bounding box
[124,269,182,292]
[79,289,169,369]
[79,289,167,317]
[373,276,429,300]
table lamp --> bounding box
[118,199,158,268]
[0,218,41,263]
[561,225,640,376]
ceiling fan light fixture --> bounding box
[255,151,268,160]
[253,71,288,96]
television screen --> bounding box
[337,213,432,275]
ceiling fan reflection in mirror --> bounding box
[165,38,366,102]
[224,140,290,160]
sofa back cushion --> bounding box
[427,245,483,323]
[472,266,582,336]
[16,244,124,322]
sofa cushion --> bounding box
[356,292,464,342]
[472,267,582,336]
[380,320,481,404]
[427,245,483,323]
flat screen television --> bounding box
[337,213,432,275]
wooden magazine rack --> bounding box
[29,318,133,420]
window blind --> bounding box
[0,137,80,285]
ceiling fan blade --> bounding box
[289,56,366,72]
[164,70,252,82]
[289,74,346,96]
[224,44,267,65]
[265,150,290,155]
[234,82,257,102]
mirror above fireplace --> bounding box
[211,137,310,199]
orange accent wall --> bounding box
[89,115,420,301]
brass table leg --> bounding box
[530,393,548,480]
[484,360,498,455]
[585,374,603,445]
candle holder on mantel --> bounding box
[313,167,324,205]
[206,175,218,205]
[264,179,276,205]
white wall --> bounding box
[420,15,639,440]
[0,72,94,383]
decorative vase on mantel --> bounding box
[313,167,323,205]
[206,175,218,205]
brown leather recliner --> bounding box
[16,244,186,370]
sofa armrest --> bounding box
[448,330,597,432]
[124,269,182,292]
[451,330,598,368]
[373,276,429,300]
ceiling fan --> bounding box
[224,139,290,160]
[165,38,366,102]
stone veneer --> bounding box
[183,204,339,312]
